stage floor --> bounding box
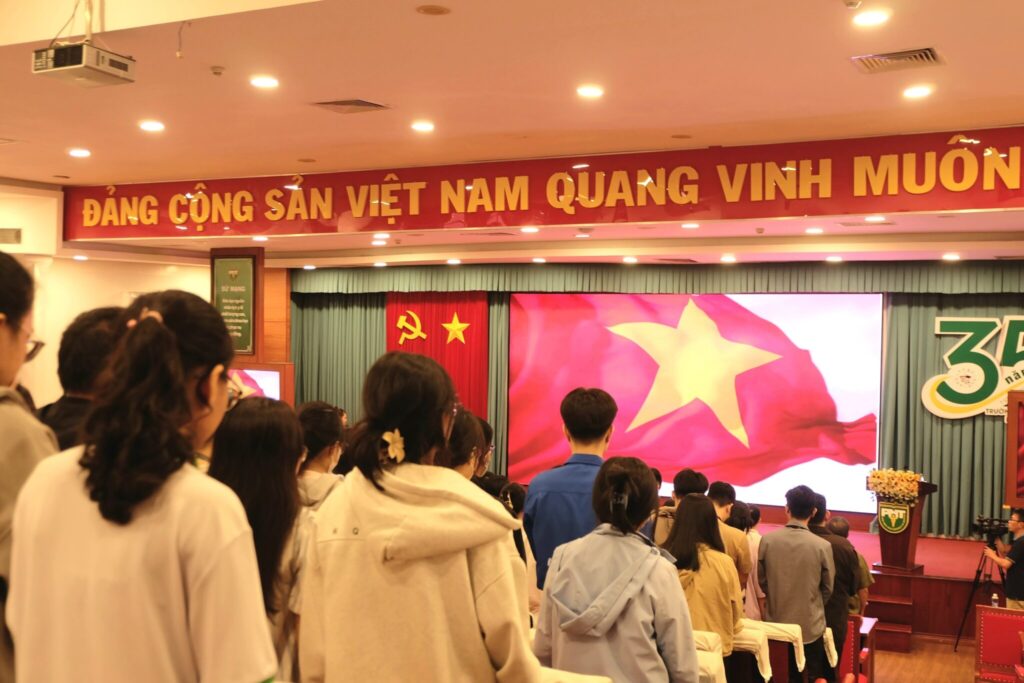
[760,525,990,582]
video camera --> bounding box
[972,515,1009,547]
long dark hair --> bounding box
[209,397,303,614]
[664,494,725,571]
[349,352,456,488]
[445,407,483,470]
[0,251,33,327]
[297,400,343,472]
[592,457,659,535]
[80,290,233,524]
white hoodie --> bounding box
[299,462,542,682]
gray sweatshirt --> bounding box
[533,524,700,683]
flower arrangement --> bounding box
[866,468,923,506]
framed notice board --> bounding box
[213,255,256,354]
[1008,391,1024,507]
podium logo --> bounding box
[921,316,1024,419]
[879,502,910,534]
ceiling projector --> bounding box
[32,43,135,86]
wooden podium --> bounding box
[868,481,938,652]
[874,481,938,574]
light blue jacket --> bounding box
[533,524,700,683]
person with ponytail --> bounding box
[300,351,553,682]
[7,290,276,683]
[534,457,699,683]
[296,400,344,509]
[210,397,307,682]
[0,252,58,682]
[663,494,744,657]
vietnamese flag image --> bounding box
[508,293,880,497]
[386,292,489,419]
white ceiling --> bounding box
[5,0,1024,265]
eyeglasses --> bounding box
[25,339,44,362]
[226,375,244,411]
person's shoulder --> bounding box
[0,399,57,450]
[170,465,249,522]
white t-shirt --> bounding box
[6,448,277,683]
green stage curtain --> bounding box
[488,293,511,476]
[290,293,385,416]
[293,262,1024,295]
[882,293,1024,537]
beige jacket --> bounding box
[0,387,58,683]
[299,463,543,683]
[677,545,743,656]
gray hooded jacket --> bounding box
[533,524,700,683]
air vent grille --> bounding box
[314,99,389,114]
[851,47,942,75]
[0,228,22,244]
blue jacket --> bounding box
[523,453,602,589]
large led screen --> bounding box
[508,293,882,512]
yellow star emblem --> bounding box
[442,312,470,344]
[608,300,781,447]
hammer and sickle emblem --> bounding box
[396,310,427,345]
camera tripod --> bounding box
[953,544,1007,652]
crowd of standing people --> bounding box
[1,249,885,682]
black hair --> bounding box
[446,407,484,470]
[57,306,124,394]
[749,504,761,526]
[499,482,526,518]
[785,485,817,521]
[80,290,234,524]
[1011,508,1024,522]
[15,384,35,411]
[297,400,343,472]
[473,471,509,499]
[651,468,663,487]
[673,468,708,496]
[826,516,851,538]
[664,494,725,571]
[348,352,456,488]
[560,387,617,443]
[0,251,34,328]
[708,481,737,507]
[209,397,303,615]
[478,415,494,449]
[727,500,753,532]
[810,492,828,526]
[592,456,658,535]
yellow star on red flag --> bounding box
[442,312,470,344]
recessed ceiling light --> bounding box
[416,4,451,15]
[139,120,165,132]
[250,75,279,89]
[903,84,933,99]
[572,163,590,169]
[72,255,88,261]
[284,184,300,191]
[447,258,461,265]
[575,233,591,239]
[623,256,638,264]
[576,84,604,99]
[253,236,269,242]
[373,261,387,268]
[864,215,886,223]
[371,240,387,246]
[826,255,844,263]
[532,257,546,264]
[68,148,91,158]
[303,265,316,270]
[297,158,317,163]
[681,222,700,230]
[222,226,230,230]
[853,8,891,27]
[174,225,188,231]
[805,227,825,235]
[411,120,435,133]
[671,133,693,140]
[373,232,391,240]
[942,252,961,261]
[521,226,539,234]
[53,174,70,179]
[721,254,738,263]
[465,185,473,190]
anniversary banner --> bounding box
[65,125,1024,239]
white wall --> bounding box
[18,256,210,406]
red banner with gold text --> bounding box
[385,292,489,420]
[65,125,1024,240]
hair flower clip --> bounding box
[382,429,405,464]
